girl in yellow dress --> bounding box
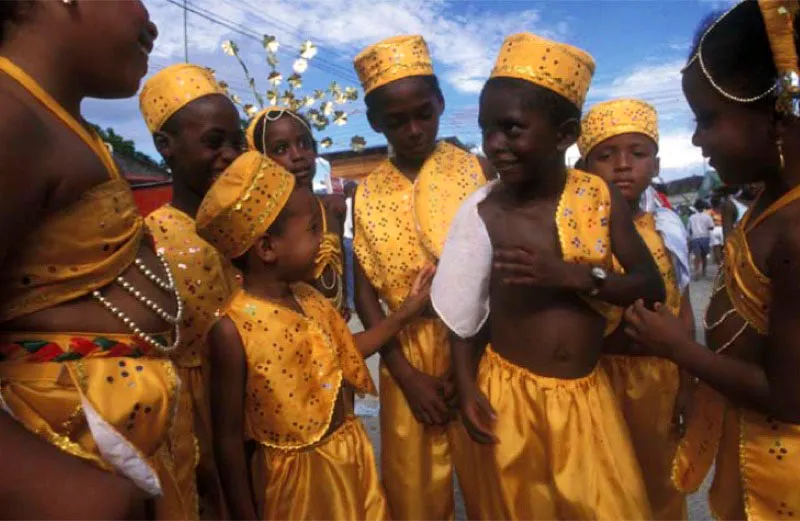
[626,1,800,519]
[0,1,188,518]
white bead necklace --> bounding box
[92,252,183,354]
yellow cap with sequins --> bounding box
[196,151,296,259]
[577,98,659,157]
[354,35,434,95]
[490,32,595,110]
[139,64,228,132]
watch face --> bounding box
[591,267,607,280]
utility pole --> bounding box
[183,0,189,63]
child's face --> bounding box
[268,187,322,281]
[479,82,565,187]
[260,115,317,189]
[682,63,777,186]
[368,76,443,162]
[160,95,244,194]
[584,133,658,203]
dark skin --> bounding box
[585,132,696,436]
[625,61,800,424]
[254,114,350,316]
[0,1,167,517]
[356,75,495,426]
[154,93,244,218]
[210,187,433,519]
[456,82,664,444]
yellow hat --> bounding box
[577,99,659,157]
[139,64,227,133]
[490,33,595,110]
[354,35,434,95]
[196,151,296,259]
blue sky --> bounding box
[84,0,736,181]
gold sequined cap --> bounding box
[490,32,595,109]
[353,35,434,95]
[577,98,659,157]
[139,64,227,132]
[196,151,296,259]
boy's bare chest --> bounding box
[479,199,562,257]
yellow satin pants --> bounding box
[458,347,652,520]
[252,416,388,520]
[380,317,469,521]
[602,355,686,520]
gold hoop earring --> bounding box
[778,137,786,171]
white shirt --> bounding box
[344,197,354,240]
[688,212,714,239]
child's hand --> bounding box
[624,300,693,359]
[493,247,576,289]
[395,365,451,425]
[459,386,497,444]
[401,264,436,319]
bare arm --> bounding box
[354,265,434,358]
[209,318,258,520]
[626,226,800,423]
[452,326,495,444]
[593,184,666,306]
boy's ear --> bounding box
[556,118,580,153]
[366,108,383,135]
[254,234,278,264]
[153,131,173,162]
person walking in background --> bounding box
[688,199,715,278]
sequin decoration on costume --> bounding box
[490,32,595,110]
[225,284,375,449]
[413,141,487,259]
[353,161,429,311]
[555,169,620,332]
[147,205,239,367]
[353,35,434,95]
[578,98,659,157]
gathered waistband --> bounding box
[482,346,604,391]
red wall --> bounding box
[132,185,173,217]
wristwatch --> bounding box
[588,266,607,297]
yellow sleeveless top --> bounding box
[146,205,239,367]
[312,197,345,312]
[0,57,144,323]
[673,185,800,521]
[225,284,375,449]
[612,212,682,317]
[354,141,485,310]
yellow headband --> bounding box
[490,32,595,110]
[577,99,659,157]
[758,0,800,116]
[196,151,296,259]
[245,106,312,151]
[139,64,227,133]
[354,35,434,95]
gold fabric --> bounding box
[196,151,296,259]
[0,332,191,519]
[676,185,800,520]
[459,347,651,520]
[146,205,239,519]
[556,169,621,333]
[139,64,227,133]
[412,142,486,259]
[604,212,686,520]
[0,58,143,323]
[578,98,659,157]
[251,416,388,520]
[312,197,345,313]
[354,35,434,95]
[354,150,481,519]
[225,284,374,449]
[490,33,595,109]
